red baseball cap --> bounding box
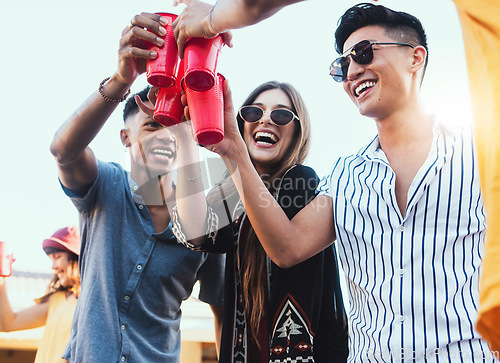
[42,226,81,256]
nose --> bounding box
[155,126,176,141]
[258,109,273,125]
[346,57,365,82]
[51,259,58,270]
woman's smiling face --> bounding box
[242,88,298,175]
[49,251,75,288]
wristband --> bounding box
[98,77,131,103]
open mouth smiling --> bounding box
[355,80,377,97]
[254,131,279,146]
[151,147,175,159]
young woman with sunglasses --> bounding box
[0,226,81,363]
[171,81,348,362]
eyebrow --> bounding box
[142,117,157,124]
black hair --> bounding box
[123,86,151,123]
[335,3,428,70]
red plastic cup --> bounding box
[0,242,15,277]
[147,13,179,88]
[154,86,184,126]
[184,35,223,92]
[154,60,185,126]
[185,74,225,145]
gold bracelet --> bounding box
[98,77,131,103]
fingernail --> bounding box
[158,27,167,36]
[156,37,164,46]
[150,51,157,58]
[159,17,168,26]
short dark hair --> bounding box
[335,3,428,70]
[123,86,151,122]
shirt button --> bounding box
[399,269,405,276]
[133,186,138,191]
[124,295,129,301]
[138,205,144,210]
[400,315,405,322]
[121,324,126,330]
[137,264,142,270]
[121,356,125,362]
[399,225,405,232]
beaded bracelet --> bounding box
[98,77,131,103]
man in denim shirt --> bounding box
[50,13,225,362]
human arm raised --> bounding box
[172,0,305,58]
[135,90,209,245]
[171,118,209,244]
[0,277,49,332]
[202,81,336,268]
[49,13,168,192]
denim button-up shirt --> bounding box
[62,161,225,362]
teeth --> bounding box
[153,148,174,158]
[355,81,376,96]
[255,132,278,143]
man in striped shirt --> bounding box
[200,2,498,362]
[315,4,494,360]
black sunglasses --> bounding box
[329,40,415,82]
[238,105,299,126]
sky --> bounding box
[0,0,471,272]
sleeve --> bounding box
[316,158,343,199]
[196,252,226,305]
[277,165,320,219]
[171,183,238,254]
[171,205,220,252]
[61,160,118,214]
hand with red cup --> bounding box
[0,242,15,278]
[184,73,225,145]
[153,60,186,126]
[183,35,223,92]
[146,12,180,88]
[172,0,234,59]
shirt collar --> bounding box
[127,173,145,205]
[356,116,461,161]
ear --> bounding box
[410,45,427,74]
[120,129,131,148]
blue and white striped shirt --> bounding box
[318,120,497,362]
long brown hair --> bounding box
[208,81,312,346]
[36,251,81,304]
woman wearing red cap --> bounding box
[0,226,81,363]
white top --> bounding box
[318,120,497,362]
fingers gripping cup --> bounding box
[154,60,185,126]
[0,242,15,277]
[185,74,225,145]
[184,35,223,92]
[147,13,179,88]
